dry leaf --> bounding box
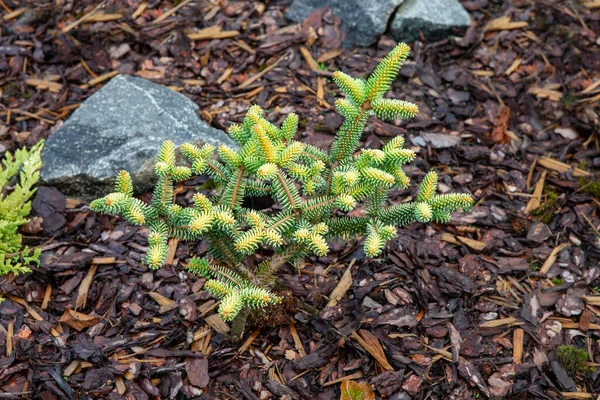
[327,260,355,307]
[340,380,375,400]
[59,309,100,331]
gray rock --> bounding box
[390,0,471,43]
[410,132,461,148]
[286,0,405,47]
[41,75,234,199]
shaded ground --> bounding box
[1,0,600,398]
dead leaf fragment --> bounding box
[340,380,375,400]
[327,261,355,307]
[60,309,100,331]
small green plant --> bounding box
[91,44,474,338]
[579,177,600,200]
[551,277,564,286]
[0,142,44,280]
[531,189,559,224]
[556,345,591,378]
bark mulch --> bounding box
[1,0,600,398]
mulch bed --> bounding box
[1,0,600,398]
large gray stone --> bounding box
[286,0,405,47]
[41,75,234,198]
[389,0,471,43]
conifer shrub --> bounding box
[91,44,474,337]
[0,142,44,282]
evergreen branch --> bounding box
[89,43,475,326]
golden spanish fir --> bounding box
[91,43,474,322]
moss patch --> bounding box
[532,189,560,224]
[556,345,591,378]
[579,177,600,200]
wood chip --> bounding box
[216,67,233,85]
[471,70,495,77]
[505,58,522,75]
[326,259,355,307]
[561,393,594,399]
[299,46,320,73]
[485,16,529,31]
[539,243,570,275]
[5,295,44,321]
[2,7,26,20]
[151,0,190,24]
[350,330,393,371]
[75,264,97,309]
[236,52,288,90]
[59,309,100,331]
[92,257,116,264]
[580,79,600,95]
[480,317,521,328]
[513,328,524,364]
[61,1,106,33]
[524,170,547,214]
[165,238,179,265]
[26,78,63,93]
[131,2,147,19]
[63,360,81,377]
[237,330,259,355]
[316,49,344,63]
[289,323,306,357]
[441,233,486,251]
[538,156,590,177]
[491,104,510,144]
[583,296,600,306]
[528,86,562,101]
[6,322,13,356]
[187,25,240,41]
[205,314,230,334]
[115,377,126,395]
[82,71,119,88]
[41,284,52,310]
[582,0,600,8]
[85,12,123,22]
[182,79,206,86]
[148,291,177,313]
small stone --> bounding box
[286,0,404,47]
[526,222,551,243]
[109,43,131,60]
[41,75,235,198]
[410,132,461,149]
[389,0,471,43]
[555,127,578,139]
